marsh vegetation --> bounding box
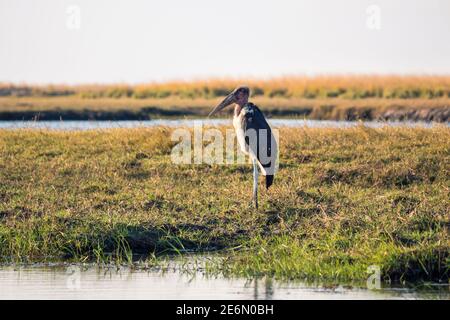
[1,76,449,121]
[0,126,448,282]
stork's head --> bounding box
[208,86,249,117]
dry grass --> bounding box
[2,75,450,99]
[1,76,450,121]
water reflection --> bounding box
[0,266,447,300]
[0,119,446,130]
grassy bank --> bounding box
[0,126,448,282]
[0,96,449,122]
[1,75,450,121]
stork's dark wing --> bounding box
[242,103,277,188]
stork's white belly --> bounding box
[233,112,249,155]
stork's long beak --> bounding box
[208,92,236,117]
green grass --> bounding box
[0,126,448,282]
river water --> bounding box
[0,119,446,130]
[0,265,448,300]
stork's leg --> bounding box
[252,158,259,209]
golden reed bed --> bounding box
[1,76,449,121]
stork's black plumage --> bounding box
[241,103,276,189]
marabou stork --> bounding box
[208,87,278,209]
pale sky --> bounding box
[1,0,450,84]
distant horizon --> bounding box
[2,73,450,87]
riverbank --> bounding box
[0,126,448,282]
[2,76,450,121]
[0,96,449,121]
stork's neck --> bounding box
[234,102,248,117]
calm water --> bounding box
[0,119,446,130]
[0,265,448,300]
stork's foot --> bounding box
[246,199,259,210]
[248,197,258,210]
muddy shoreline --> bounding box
[0,106,448,122]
